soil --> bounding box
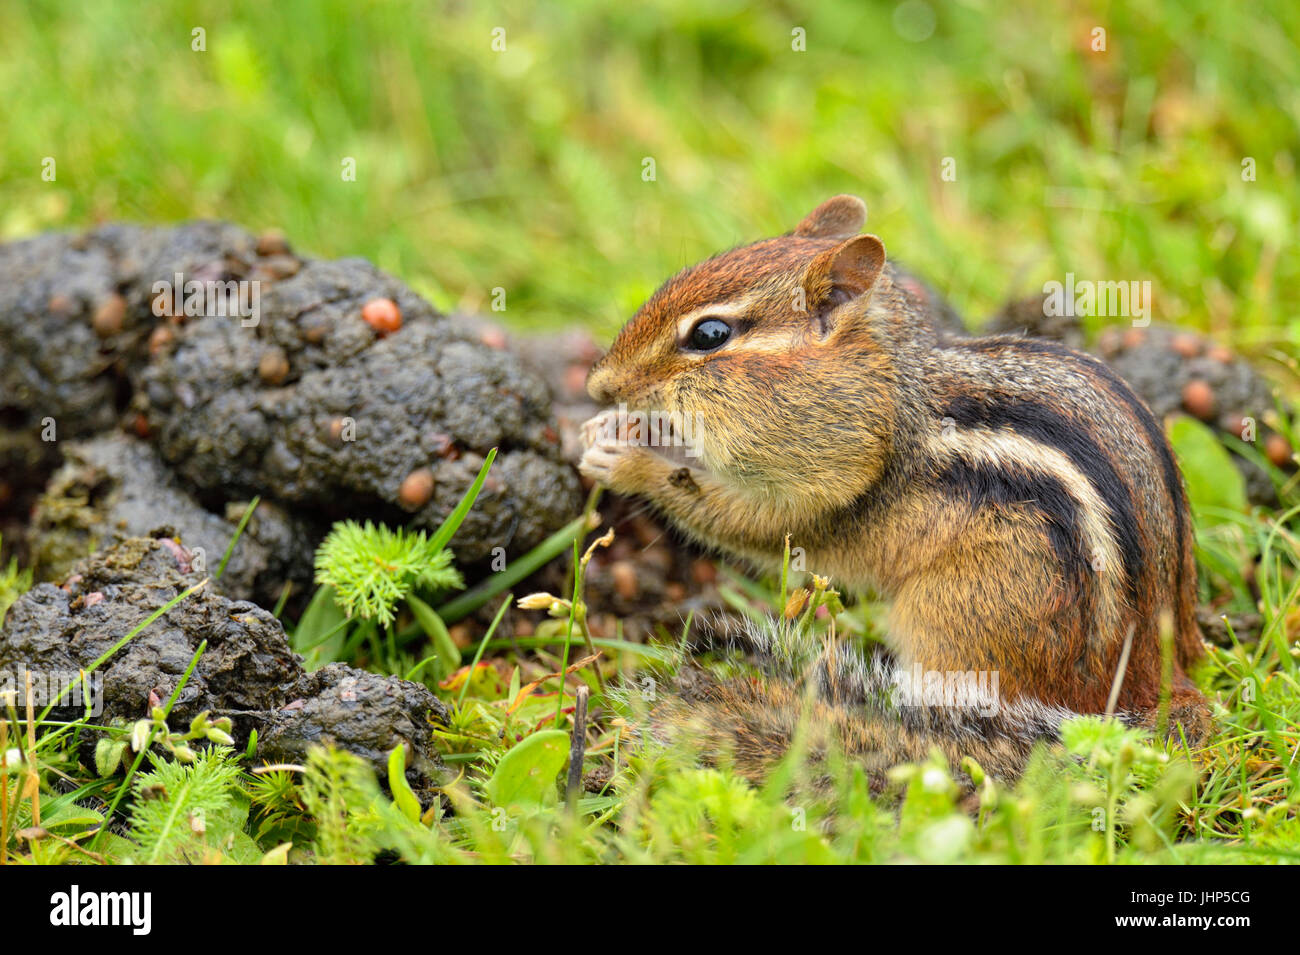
[0,536,448,791]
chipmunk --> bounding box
[580,195,1209,785]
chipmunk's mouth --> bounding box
[596,403,707,468]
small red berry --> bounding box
[361,297,402,336]
[398,468,435,510]
[1169,333,1202,359]
[1181,380,1215,421]
[93,294,127,338]
[1265,433,1293,468]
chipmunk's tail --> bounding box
[632,617,1078,788]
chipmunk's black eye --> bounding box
[687,318,732,351]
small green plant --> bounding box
[0,534,32,626]
[95,709,236,777]
[313,521,464,627]
[1057,716,1198,863]
[122,746,254,864]
[296,449,498,678]
[296,745,386,865]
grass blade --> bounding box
[427,447,498,555]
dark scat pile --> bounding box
[29,433,321,607]
[1095,324,1292,505]
[0,222,581,586]
[257,663,448,787]
[0,536,449,791]
[0,222,264,442]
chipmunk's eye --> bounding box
[686,318,732,352]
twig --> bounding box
[507,652,601,714]
[0,717,8,865]
[1103,623,1136,720]
[566,685,590,810]
[25,672,37,828]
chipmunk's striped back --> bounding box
[912,334,1203,718]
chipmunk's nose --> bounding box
[585,360,617,405]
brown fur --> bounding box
[653,673,1034,788]
[583,196,1208,783]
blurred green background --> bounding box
[2,0,1296,357]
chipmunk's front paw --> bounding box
[579,409,659,492]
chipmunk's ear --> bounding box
[802,234,887,319]
[795,195,867,238]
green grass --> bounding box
[2,0,1297,355]
[3,440,1298,863]
[2,0,1298,864]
